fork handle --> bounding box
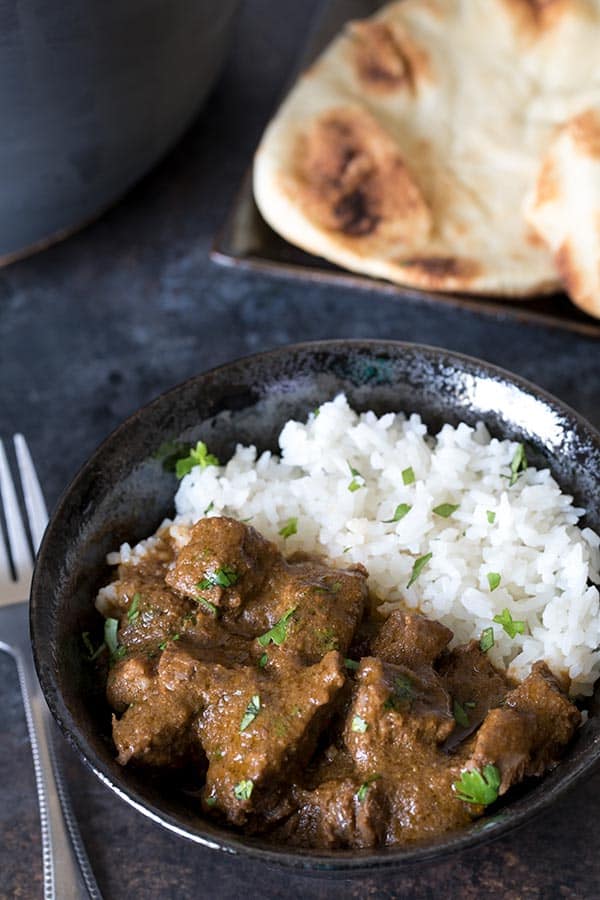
[2,603,102,899]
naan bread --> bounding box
[525,109,600,317]
[253,0,600,301]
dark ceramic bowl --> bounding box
[31,340,600,871]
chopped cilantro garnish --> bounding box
[158,639,168,651]
[127,593,141,623]
[357,774,380,803]
[233,779,254,802]
[82,631,105,661]
[480,627,495,653]
[487,572,501,592]
[383,503,412,523]
[175,441,220,479]
[203,500,214,516]
[351,715,369,734]
[104,617,125,662]
[402,466,415,485]
[314,580,341,594]
[205,796,217,808]
[278,517,298,539]
[197,566,239,590]
[407,552,432,588]
[313,406,320,418]
[347,463,365,493]
[486,510,496,524]
[258,652,268,668]
[493,607,526,639]
[453,765,501,806]
[240,695,261,732]
[433,503,460,518]
[316,626,339,652]
[384,674,414,709]
[344,658,359,671]
[195,596,218,616]
[257,608,296,647]
[509,443,527,486]
[453,699,470,727]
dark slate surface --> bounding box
[1,0,599,897]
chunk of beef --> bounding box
[165,517,278,614]
[117,584,193,654]
[112,689,201,768]
[438,639,514,741]
[107,655,157,712]
[372,610,452,668]
[277,775,389,849]
[466,661,581,792]
[197,651,346,826]
[242,557,368,668]
[344,657,454,769]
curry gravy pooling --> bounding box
[96,516,580,848]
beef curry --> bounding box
[98,516,581,848]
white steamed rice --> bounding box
[100,395,600,695]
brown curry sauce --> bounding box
[99,516,580,848]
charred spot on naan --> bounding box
[567,110,600,159]
[347,20,431,94]
[499,0,572,34]
[398,256,481,289]
[292,108,431,248]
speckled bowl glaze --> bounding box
[31,340,600,871]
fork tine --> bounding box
[0,437,33,579]
[14,434,48,555]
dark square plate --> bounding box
[211,0,600,339]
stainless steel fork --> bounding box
[0,435,102,899]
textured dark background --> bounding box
[1,0,599,897]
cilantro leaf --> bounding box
[383,503,412,523]
[175,441,220,480]
[402,467,415,485]
[509,443,527,487]
[127,593,141,623]
[493,607,526,639]
[351,715,368,734]
[486,510,496,524]
[240,695,261,732]
[197,566,239,590]
[258,652,268,668]
[82,631,105,661]
[278,517,298,539]
[257,608,296,647]
[433,503,460,518]
[195,595,218,616]
[233,779,254,801]
[453,699,470,727]
[453,764,501,805]
[104,617,126,663]
[347,463,365,493]
[384,674,414,710]
[357,774,380,803]
[407,552,432,588]
[344,658,359,671]
[487,572,501,592]
[480,627,495,653]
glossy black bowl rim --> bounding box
[31,339,600,871]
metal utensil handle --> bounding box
[10,615,102,899]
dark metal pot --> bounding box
[0,0,239,263]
